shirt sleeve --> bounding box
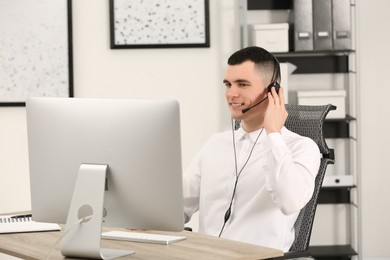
[264,131,321,215]
[182,147,203,223]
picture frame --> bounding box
[0,0,74,106]
[109,0,210,49]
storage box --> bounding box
[297,90,346,119]
[250,23,289,53]
[322,175,354,187]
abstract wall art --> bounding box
[0,0,73,106]
[110,0,210,48]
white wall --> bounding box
[0,0,238,221]
[0,107,30,212]
[0,0,389,258]
[359,0,390,258]
[71,0,235,168]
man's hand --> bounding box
[263,86,288,133]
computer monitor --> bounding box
[26,97,184,259]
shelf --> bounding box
[276,54,349,74]
[324,116,355,139]
[242,2,360,259]
[309,245,358,260]
[247,0,292,10]
[318,186,356,204]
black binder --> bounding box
[294,0,314,51]
[332,0,352,50]
[313,0,333,50]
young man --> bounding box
[182,46,321,252]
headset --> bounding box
[241,56,281,114]
[219,53,282,237]
[267,57,281,94]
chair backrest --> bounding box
[284,104,336,253]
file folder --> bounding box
[332,0,352,50]
[293,0,313,51]
[313,0,333,50]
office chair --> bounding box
[275,104,336,259]
[186,104,335,259]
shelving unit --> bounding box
[239,0,361,259]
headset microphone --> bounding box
[241,83,280,114]
[241,96,268,113]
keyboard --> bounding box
[101,230,186,245]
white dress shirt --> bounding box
[183,126,321,252]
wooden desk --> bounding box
[0,227,283,260]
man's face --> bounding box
[223,61,267,120]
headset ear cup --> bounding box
[274,82,280,94]
[267,82,280,93]
[266,55,281,94]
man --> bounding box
[182,46,321,251]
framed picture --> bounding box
[109,0,210,49]
[0,0,74,106]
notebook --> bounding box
[0,214,60,234]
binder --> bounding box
[313,0,333,50]
[293,0,313,51]
[332,0,352,50]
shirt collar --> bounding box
[235,127,265,142]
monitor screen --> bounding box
[26,97,184,258]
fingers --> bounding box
[268,86,285,105]
[278,87,285,105]
[264,86,287,133]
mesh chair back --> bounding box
[284,104,335,253]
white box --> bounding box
[251,23,289,53]
[322,175,354,187]
[297,90,346,119]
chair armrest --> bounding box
[270,250,311,259]
[184,227,193,232]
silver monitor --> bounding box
[26,97,184,259]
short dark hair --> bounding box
[227,46,280,84]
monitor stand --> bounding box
[61,164,134,259]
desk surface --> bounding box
[0,227,283,260]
